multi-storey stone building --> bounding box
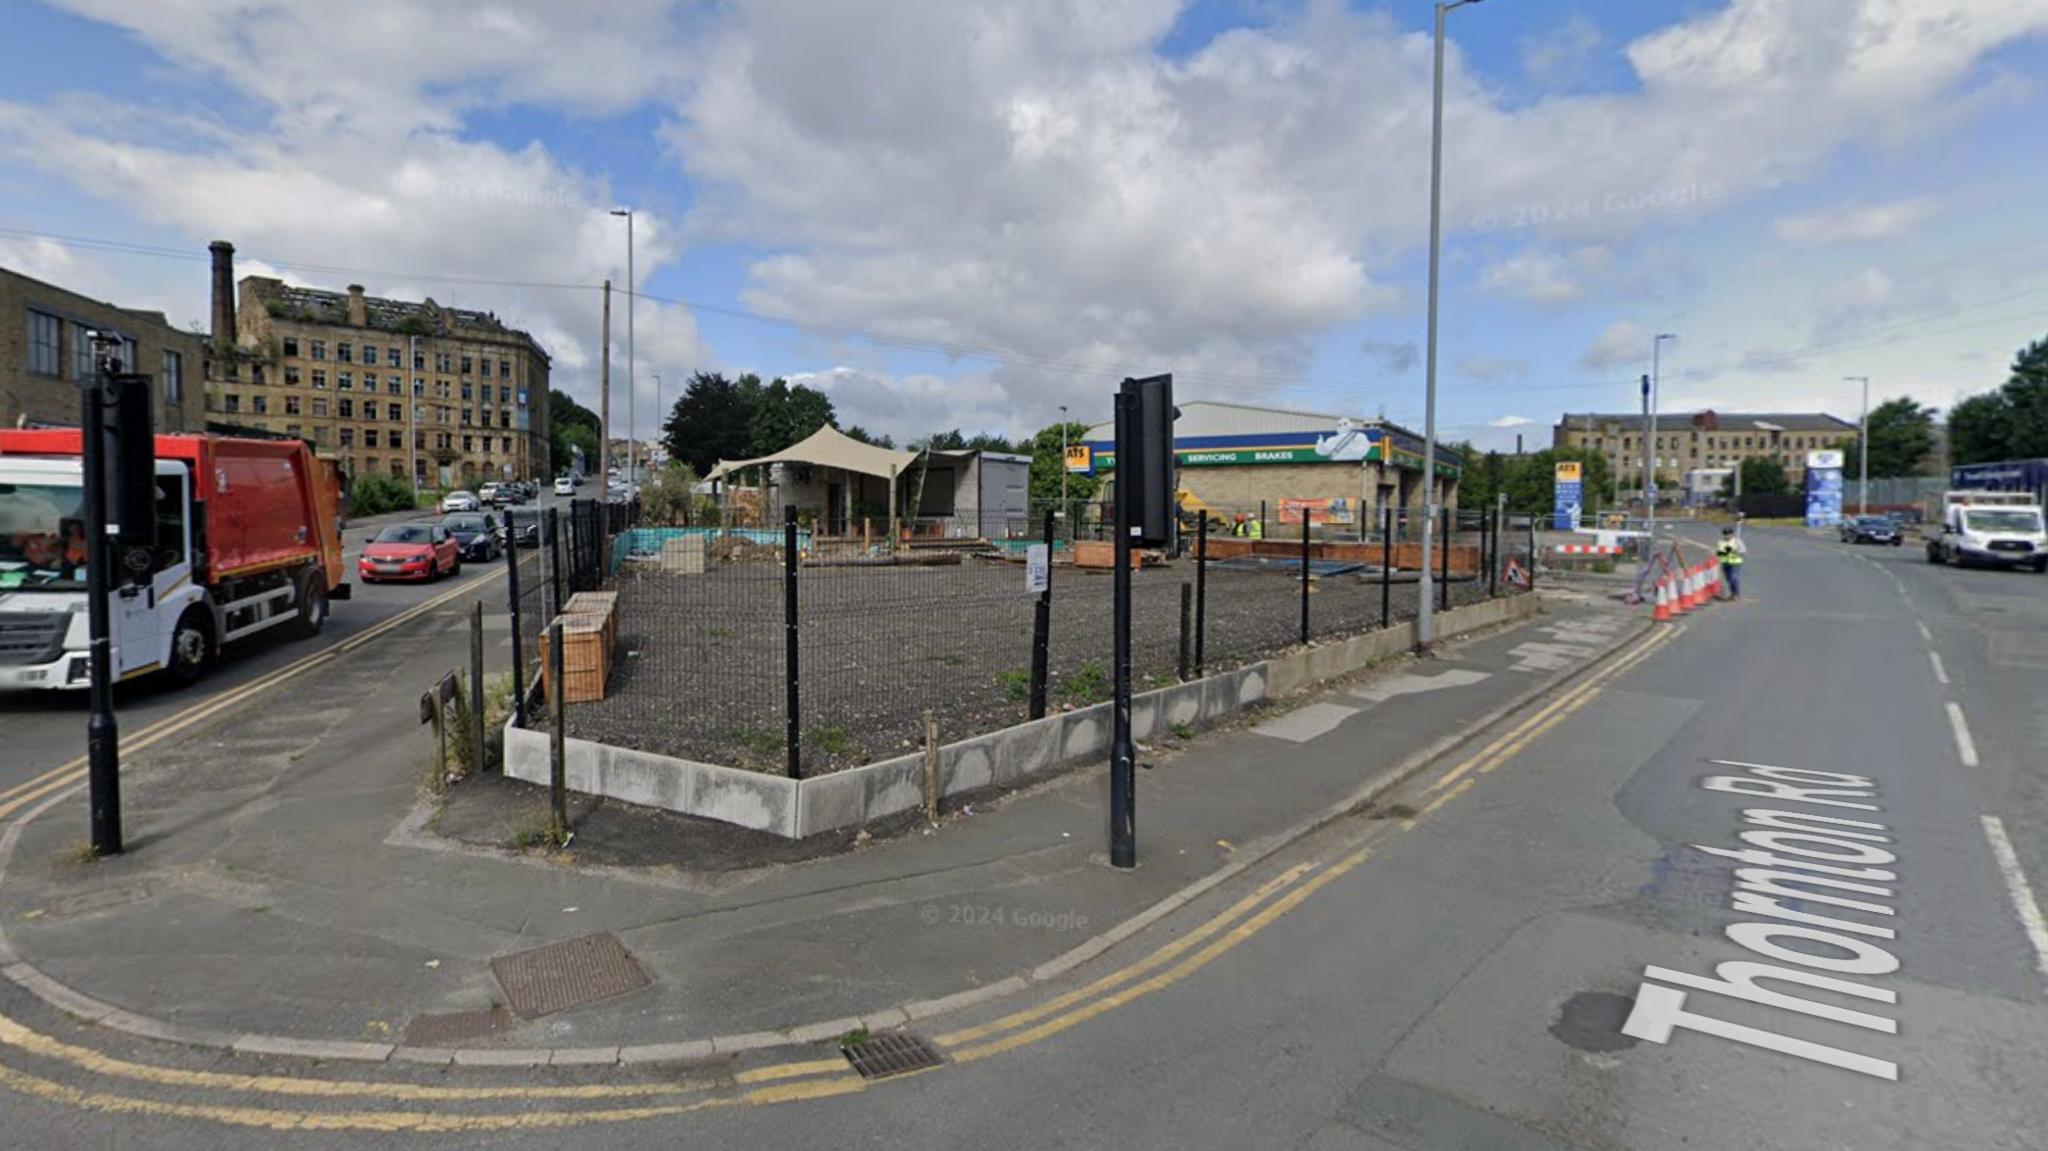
[2,264,203,433]
[203,241,551,489]
[1553,409,1859,494]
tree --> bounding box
[911,429,968,451]
[665,371,758,475]
[1830,397,1937,478]
[1025,421,1100,510]
[640,462,717,526]
[838,424,896,449]
[1947,391,2013,466]
[1496,447,1614,514]
[1733,456,1790,495]
[548,388,600,477]
[745,377,836,457]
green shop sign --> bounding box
[1094,447,1325,470]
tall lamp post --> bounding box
[1058,404,1069,514]
[610,208,636,484]
[1417,0,1493,653]
[1845,376,1870,516]
[1646,332,1676,540]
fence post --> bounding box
[470,600,487,773]
[546,507,566,619]
[1193,512,1207,676]
[1260,499,1268,544]
[1527,514,1537,589]
[784,504,802,780]
[1438,507,1452,613]
[1300,511,1311,645]
[1380,505,1393,629]
[1029,508,1053,720]
[1486,510,1499,599]
[547,616,567,841]
[1179,582,1193,681]
[505,525,525,727]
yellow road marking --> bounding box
[733,1059,850,1085]
[0,1014,732,1101]
[1400,778,1474,830]
[0,571,500,822]
[935,863,1314,1048]
[742,1076,868,1104]
[947,846,1376,1064]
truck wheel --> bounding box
[2033,558,2048,574]
[167,609,214,687]
[294,576,329,638]
[1926,545,1942,565]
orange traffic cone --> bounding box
[1653,577,1672,621]
[1685,564,1704,609]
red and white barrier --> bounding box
[1554,544,1623,555]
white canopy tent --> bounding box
[706,425,921,539]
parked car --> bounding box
[1840,515,1902,545]
[477,481,502,505]
[438,490,480,514]
[359,523,460,582]
[554,475,576,496]
[440,512,503,562]
[504,507,543,548]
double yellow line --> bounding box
[0,569,504,824]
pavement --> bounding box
[0,580,1646,1066]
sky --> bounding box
[2,0,2046,453]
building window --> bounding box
[386,347,401,368]
[286,396,302,416]
[436,432,452,450]
[27,311,61,374]
[416,432,427,450]
[310,340,326,361]
[312,426,326,444]
[480,358,493,378]
[435,352,452,373]
[283,337,300,357]
[461,408,472,426]
[312,399,328,418]
[437,380,451,399]
[338,399,353,419]
[338,371,353,390]
[253,396,269,415]
[162,350,184,403]
[461,382,473,401]
[501,436,512,453]
[387,376,401,395]
[285,367,301,387]
[287,424,301,436]
[363,402,377,421]
[463,435,475,453]
[339,428,354,448]
[390,460,404,478]
[336,343,353,363]
[224,394,241,414]
[365,430,379,448]
[312,370,327,389]
[461,355,473,374]
[388,403,402,421]
[499,360,511,378]
[413,348,426,370]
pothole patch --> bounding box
[1549,990,1641,1053]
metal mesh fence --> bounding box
[514,502,1534,778]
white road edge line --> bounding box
[1916,621,1933,642]
[1929,651,1950,685]
[1980,816,2048,993]
[1946,702,1981,767]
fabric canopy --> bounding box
[704,424,920,483]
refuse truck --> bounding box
[0,429,350,689]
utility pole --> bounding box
[1059,405,1069,514]
[82,332,126,857]
[1648,332,1676,539]
[1846,376,1870,516]
[599,280,611,487]
[611,208,636,484]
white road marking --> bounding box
[1349,667,1491,703]
[1929,651,1950,685]
[1980,816,2048,993]
[1916,621,1933,642]
[1945,702,1981,767]
[1251,702,1360,744]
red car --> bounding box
[358,523,460,582]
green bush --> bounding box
[350,473,418,517]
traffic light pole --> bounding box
[1109,384,1136,870]
[83,336,123,857]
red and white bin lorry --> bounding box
[0,430,350,689]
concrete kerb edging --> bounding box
[0,594,1654,1069]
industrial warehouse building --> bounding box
[1078,401,1462,531]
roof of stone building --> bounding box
[244,277,547,360]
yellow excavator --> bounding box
[1176,488,1231,531]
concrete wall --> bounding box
[504,592,1540,840]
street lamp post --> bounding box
[610,208,635,485]
[1846,376,1870,516]
[1647,332,1675,541]
[1417,0,1491,654]
[1059,405,1069,514]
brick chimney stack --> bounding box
[208,240,236,350]
[347,284,368,328]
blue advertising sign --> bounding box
[1805,450,1845,527]
[1553,461,1584,530]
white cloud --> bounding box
[1460,357,1530,382]
[1579,320,1653,370]
[1479,252,1585,303]
[1775,198,1936,244]
[1488,415,1536,428]
[1522,16,1604,87]
[1359,339,1419,374]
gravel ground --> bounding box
[548,553,1515,775]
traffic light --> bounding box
[1120,374,1177,547]
[108,373,157,580]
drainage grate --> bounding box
[402,1007,514,1047]
[490,933,651,1020]
[841,1032,945,1080]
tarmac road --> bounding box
[0,523,2043,1150]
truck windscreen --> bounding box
[1964,509,2044,533]
[0,481,89,588]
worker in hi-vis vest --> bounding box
[1716,526,1746,600]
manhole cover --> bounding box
[841,1032,945,1080]
[490,933,651,1020]
[402,1007,514,1047]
